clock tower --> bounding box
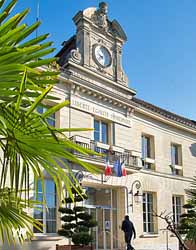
[57,2,135,95]
[57,2,136,117]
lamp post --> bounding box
[129,180,142,212]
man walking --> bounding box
[121,215,136,250]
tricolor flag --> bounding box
[113,159,126,177]
[113,159,122,177]
[121,161,126,176]
[105,158,112,176]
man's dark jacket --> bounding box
[121,218,136,238]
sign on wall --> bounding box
[105,221,111,231]
[71,95,132,127]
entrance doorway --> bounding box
[85,187,118,250]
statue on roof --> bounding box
[92,2,108,30]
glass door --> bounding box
[89,208,97,250]
[85,188,118,250]
[90,207,113,250]
[104,209,111,250]
[97,208,104,250]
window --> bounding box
[171,144,182,175]
[34,179,56,233]
[94,119,108,144]
[143,192,156,233]
[172,195,183,226]
[141,135,155,169]
[171,144,182,166]
[37,106,56,127]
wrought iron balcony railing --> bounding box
[70,135,141,169]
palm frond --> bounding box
[0,188,42,244]
[0,0,100,244]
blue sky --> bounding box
[13,0,196,120]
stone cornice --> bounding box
[60,70,135,115]
[62,61,136,95]
[140,169,193,183]
[59,68,196,134]
[135,107,196,134]
[133,97,196,128]
[132,99,196,134]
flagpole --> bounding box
[36,0,40,38]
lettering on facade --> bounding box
[71,96,132,127]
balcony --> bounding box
[70,135,141,170]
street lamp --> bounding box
[129,180,142,212]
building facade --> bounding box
[3,2,196,250]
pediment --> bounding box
[111,19,127,41]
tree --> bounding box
[178,176,196,243]
[58,186,97,246]
[153,211,189,250]
[0,0,98,244]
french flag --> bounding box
[105,158,112,176]
[113,159,126,177]
[121,161,126,176]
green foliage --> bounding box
[78,226,89,233]
[77,220,97,228]
[73,206,86,212]
[0,188,42,244]
[178,177,196,243]
[62,224,77,230]
[58,229,73,238]
[59,207,75,214]
[0,0,100,244]
[65,196,85,203]
[77,213,92,221]
[58,187,97,246]
[72,233,93,246]
[61,215,76,222]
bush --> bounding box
[58,186,97,246]
[72,232,93,245]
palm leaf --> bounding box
[0,0,100,244]
[0,188,42,244]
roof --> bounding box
[55,35,76,66]
[132,97,196,130]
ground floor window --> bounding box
[33,179,56,233]
[172,195,183,226]
[143,192,156,233]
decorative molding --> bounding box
[62,61,136,96]
[133,97,196,131]
[69,48,81,64]
[69,70,128,98]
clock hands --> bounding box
[94,46,110,66]
[98,51,104,59]
[98,51,105,66]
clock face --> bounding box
[94,45,111,67]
